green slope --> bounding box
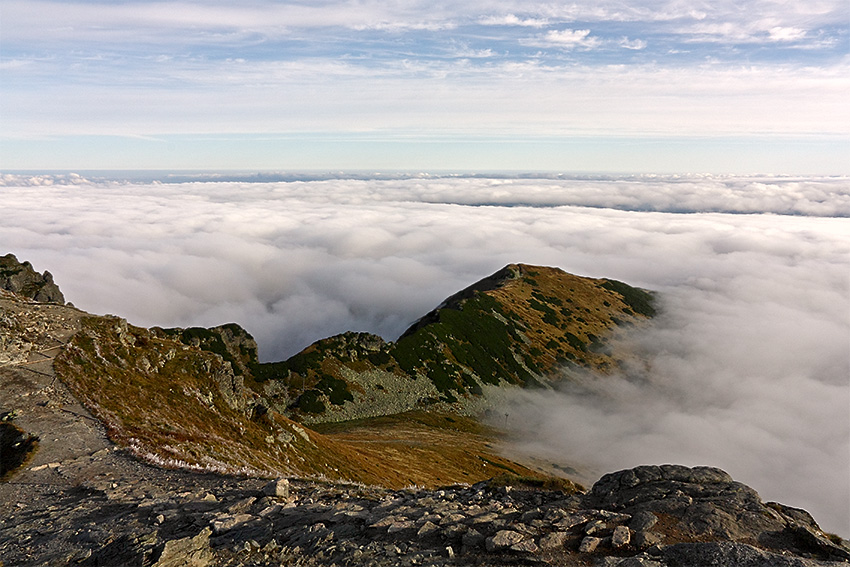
[253,264,656,423]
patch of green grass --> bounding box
[600,279,657,317]
[391,292,535,392]
[563,332,587,352]
[486,472,584,494]
[296,390,327,413]
[315,374,354,406]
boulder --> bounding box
[485,530,526,552]
[153,528,213,567]
[0,253,64,304]
[263,478,290,499]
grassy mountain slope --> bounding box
[254,264,655,423]
[52,313,559,489]
[36,261,652,489]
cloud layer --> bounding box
[1,174,847,534]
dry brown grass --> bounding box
[53,316,572,489]
[313,411,564,489]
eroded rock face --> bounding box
[0,253,64,304]
[585,464,850,563]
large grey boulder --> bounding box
[585,465,850,563]
[0,253,65,304]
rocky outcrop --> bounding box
[0,253,64,304]
[1,464,846,566]
[585,465,850,563]
[154,323,259,378]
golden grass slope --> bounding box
[53,314,568,490]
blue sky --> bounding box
[1,0,848,172]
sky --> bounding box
[1,0,849,172]
[1,172,849,534]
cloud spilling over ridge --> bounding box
[1,174,848,533]
[494,260,849,536]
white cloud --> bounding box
[769,26,808,41]
[5,49,847,141]
[479,14,549,27]
[534,28,601,49]
[447,43,495,59]
[1,175,848,535]
[619,36,648,50]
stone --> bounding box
[629,511,658,532]
[210,514,255,535]
[585,520,607,535]
[612,525,631,548]
[263,478,290,498]
[539,531,569,550]
[0,254,65,304]
[632,531,662,549]
[439,512,466,525]
[511,539,539,553]
[485,530,526,552]
[417,521,439,539]
[387,520,416,533]
[461,528,485,549]
[579,536,603,553]
[555,511,593,530]
[153,527,213,567]
[372,515,406,528]
[227,496,256,513]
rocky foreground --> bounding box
[3,456,850,567]
[1,335,848,567]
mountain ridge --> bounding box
[255,263,657,424]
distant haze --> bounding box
[1,172,847,535]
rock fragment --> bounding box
[579,536,603,553]
[262,478,290,499]
[612,525,631,548]
[539,531,569,549]
[153,528,213,567]
[485,530,525,552]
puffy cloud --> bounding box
[769,26,808,41]
[534,29,601,49]
[1,174,847,534]
[479,14,549,27]
[619,37,647,50]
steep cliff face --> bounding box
[255,264,656,423]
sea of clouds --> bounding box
[1,173,848,534]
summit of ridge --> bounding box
[257,263,657,423]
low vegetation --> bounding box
[53,315,569,489]
[44,263,655,489]
[251,264,657,422]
